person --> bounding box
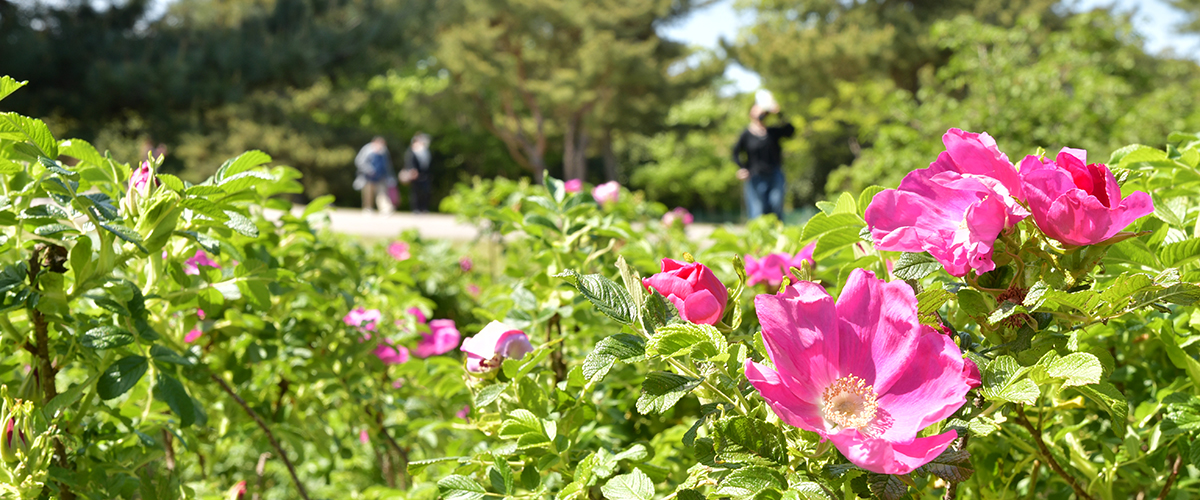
[402,133,434,213]
[353,137,396,214]
[732,101,795,219]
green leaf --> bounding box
[714,416,789,466]
[646,322,727,360]
[857,185,886,217]
[150,345,193,366]
[714,467,786,500]
[488,455,513,494]
[1158,238,1200,268]
[801,212,865,241]
[867,474,909,500]
[636,371,701,414]
[43,375,95,419]
[1046,352,1103,388]
[0,76,27,102]
[180,198,230,222]
[220,150,272,179]
[1071,382,1128,434]
[474,382,508,407]
[980,356,1038,404]
[498,409,543,438]
[520,462,540,490]
[915,448,974,482]
[892,252,941,281]
[222,210,259,237]
[302,195,336,218]
[1157,328,1200,388]
[407,456,467,476]
[100,223,148,253]
[97,355,149,400]
[1161,393,1200,436]
[218,170,275,193]
[153,373,196,427]
[19,204,67,221]
[437,475,487,500]
[81,326,135,350]
[555,270,635,325]
[57,138,105,168]
[0,112,58,158]
[582,334,646,383]
[600,468,654,500]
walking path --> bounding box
[290,207,724,241]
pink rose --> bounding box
[662,207,694,227]
[461,321,533,373]
[1019,148,1154,247]
[373,342,410,365]
[183,249,220,276]
[865,128,1028,277]
[564,179,583,193]
[184,328,203,343]
[415,319,461,358]
[344,307,382,331]
[745,243,816,288]
[460,257,473,272]
[407,307,427,325]
[359,429,370,444]
[745,268,977,474]
[131,161,158,197]
[642,258,728,325]
[388,241,411,261]
[592,181,620,206]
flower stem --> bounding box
[211,373,311,500]
[1014,405,1093,500]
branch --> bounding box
[211,374,311,500]
[1155,454,1182,500]
[1015,406,1093,500]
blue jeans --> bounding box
[745,169,785,219]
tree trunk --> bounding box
[563,114,589,181]
[602,129,618,182]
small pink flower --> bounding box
[866,128,1028,277]
[416,319,461,358]
[184,328,203,343]
[227,481,247,500]
[745,244,816,289]
[388,241,411,261]
[744,268,976,474]
[564,179,583,193]
[592,181,620,206]
[344,307,382,331]
[467,284,481,296]
[359,429,370,444]
[197,308,206,320]
[183,249,220,276]
[392,379,404,389]
[131,161,158,197]
[662,207,694,226]
[408,307,427,324]
[373,342,410,365]
[643,258,728,325]
[1019,148,1154,246]
[461,321,533,373]
[456,405,471,419]
[460,257,473,272]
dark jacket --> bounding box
[403,148,433,182]
[732,117,796,177]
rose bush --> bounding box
[2,74,1200,500]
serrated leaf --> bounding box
[407,456,466,476]
[34,224,78,237]
[555,270,635,325]
[475,382,508,407]
[1046,352,1102,387]
[97,355,148,400]
[867,474,909,500]
[1158,238,1200,268]
[81,326,135,350]
[100,223,148,252]
[0,112,58,158]
[498,409,543,438]
[636,371,701,414]
[892,252,942,280]
[180,198,230,221]
[714,466,786,500]
[153,373,196,427]
[600,468,654,500]
[857,185,886,216]
[980,356,1038,404]
[150,344,193,366]
[715,416,789,466]
[218,170,276,193]
[582,334,646,382]
[1161,393,1200,436]
[801,212,865,241]
[1071,382,1128,434]
[647,322,727,360]
[220,150,272,179]
[0,76,26,102]
[19,204,67,221]
[437,475,486,500]
[488,455,513,495]
[222,210,259,237]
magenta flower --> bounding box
[359,429,370,444]
[416,319,461,358]
[183,249,220,276]
[227,481,247,500]
[130,161,158,197]
[745,244,817,288]
[467,284,481,296]
[744,268,977,474]
[344,307,382,331]
[408,307,427,324]
[388,241,411,261]
[373,341,410,365]
[643,259,728,325]
[460,257,473,272]
[1019,148,1154,247]
[564,179,583,193]
[592,181,620,206]
[184,328,203,343]
[456,405,471,419]
[197,308,206,320]
[865,128,1028,277]
[461,320,533,373]
[662,207,695,226]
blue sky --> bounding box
[659,0,1200,93]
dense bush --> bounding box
[3,74,1200,500]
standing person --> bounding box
[732,100,795,220]
[354,137,396,213]
[402,133,434,213]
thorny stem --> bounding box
[211,373,311,500]
[366,406,409,490]
[1155,454,1182,500]
[1015,405,1093,500]
[27,247,76,500]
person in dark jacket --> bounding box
[402,133,434,213]
[732,103,795,219]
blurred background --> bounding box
[2,0,1199,222]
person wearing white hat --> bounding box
[732,91,795,219]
